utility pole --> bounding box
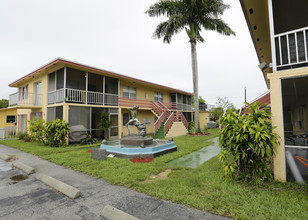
[244,86,247,106]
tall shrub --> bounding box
[45,119,71,147]
[99,110,112,139]
[218,102,279,184]
[28,117,47,145]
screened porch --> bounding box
[48,67,119,106]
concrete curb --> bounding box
[0,153,10,161]
[101,205,140,220]
[12,161,35,174]
[38,175,80,199]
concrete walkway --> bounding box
[168,137,220,168]
[0,144,228,220]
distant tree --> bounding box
[99,110,112,139]
[210,106,224,121]
[0,99,9,108]
[147,0,235,133]
[216,97,236,110]
[199,96,206,104]
[210,97,236,121]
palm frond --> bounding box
[153,15,186,43]
[206,18,235,36]
[146,0,182,17]
[147,0,235,43]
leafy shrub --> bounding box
[188,121,196,134]
[17,132,26,140]
[210,107,224,121]
[99,110,112,139]
[218,102,280,184]
[201,126,208,133]
[23,132,31,142]
[28,117,47,145]
[81,133,98,145]
[45,119,71,147]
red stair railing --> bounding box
[164,112,175,136]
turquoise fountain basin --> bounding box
[100,140,177,158]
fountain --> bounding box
[101,106,177,158]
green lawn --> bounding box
[1,128,307,219]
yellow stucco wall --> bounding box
[120,81,171,103]
[199,111,211,130]
[120,109,155,137]
[268,67,308,182]
[166,121,188,138]
[0,108,17,128]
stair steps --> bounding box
[153,122,166,139]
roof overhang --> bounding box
[9,58,193,96]
[240,0,272,88]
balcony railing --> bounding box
[48,88,118,106]
[275,27,308,70]
[9,92,42,107]
[48,89,65,104]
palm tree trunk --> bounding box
[190,40,201,133]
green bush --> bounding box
[99,110,112,139]
[28,117,47,145]
[188,121,196,134]
[45,119,71,147]
[23,132,31,142]
[17,132,26,140]
[201,126,208,133]
[218,102,280,184]
[81,133,98,145]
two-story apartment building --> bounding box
[241,0,308,183]
[6,58,193,140]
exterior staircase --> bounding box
[153,122,165,139]
[153,101,189,138]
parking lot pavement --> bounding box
[0,144,229,220]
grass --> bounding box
[1,128,307,219]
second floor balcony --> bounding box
[9,92,42,107]
[48,67,119,106]
[48,88,118,106]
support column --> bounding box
[118,107,123,139]
[63,104,69,123]
[269,75,286,182]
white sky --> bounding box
[0,0,268,108]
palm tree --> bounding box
[146,0,235,132]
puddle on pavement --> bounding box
[167,137,220,168]
[10,174,28,184]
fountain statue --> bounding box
[125,106,146,137]
[100,105,177,158]
[121,105,153,146]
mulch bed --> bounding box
[130,157,154,163]
[87,150,92,153]
[187,133,211,136]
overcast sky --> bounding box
[0,0,268,108]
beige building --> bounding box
[5,58,195,140]
[241,0,308,183]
